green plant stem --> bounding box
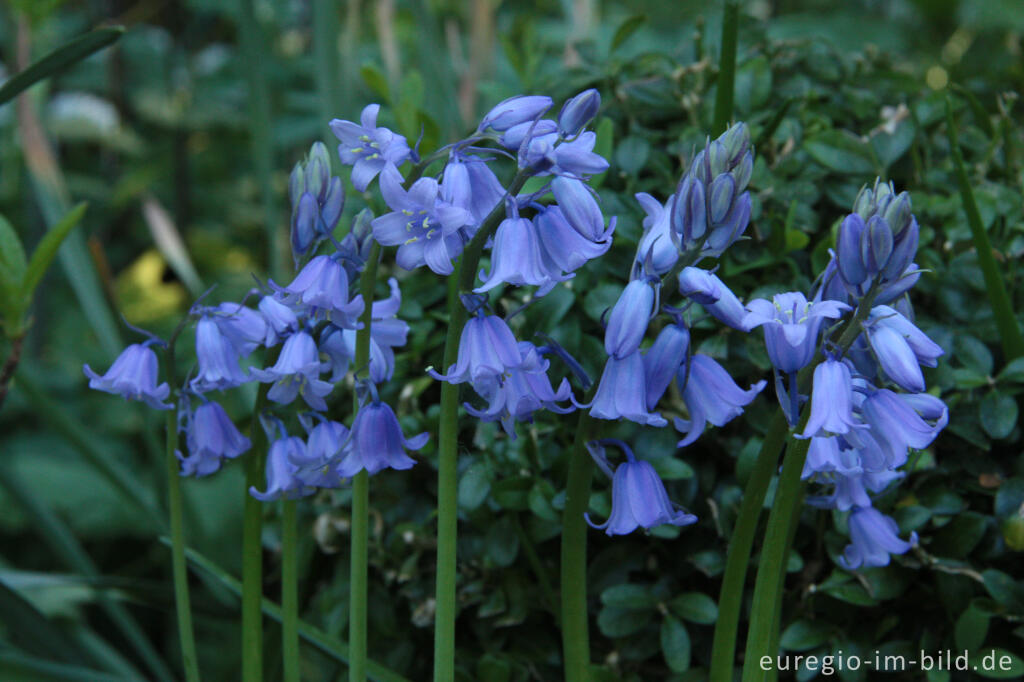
[282,500,300,682]
[313,0,344,150]
[708,411,788,682]
[243,386,272,682]
[560,410,598,682]
[350,241,380,682]
[166,410,201,682]
[434,172,531,681]
[712,1,740,136]
[239,0,282,281]
[945,96,1024,361]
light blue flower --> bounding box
[83,343,171,409]
[674,354,765,446]
[330,104,411,191]
[838,506,916,570]
[177,400,251,477]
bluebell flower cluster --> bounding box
[745,180,947,569]
[585,123,765,535]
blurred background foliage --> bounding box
[1,0,1023,680]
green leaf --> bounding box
[0,213,28,330]
[955,335,994,375]
[0,578,86,664]
[932,511,988,558]
[668,592,718,624]
[660,616,691,672]
[600,584,657,611]
[998,357,1024,383]
[954,602,991,652]
[360,63,390,101]
[21,203,88,303]
[0,651,124,682]
[803,130,876,175]
[869,120,914,167]
[0,28,124,106]
[457,463,491,512]
[597,606,652,638]
[1003,516,1024,551]
[734,56,772,114]
[973,649,1024,679]
[979,392,1017,439]
[475,654,511,682]
[614,136,650,176]
[982,569,1024,614]
[995,478,1024,517]
[779,619,831,651]
[611,14,646,51]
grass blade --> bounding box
[21,202,87,301]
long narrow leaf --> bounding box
[0,651,127,682]
[21,202,87,301]
[0,578,86,663]
[0,27,124,106]
[172,541,414,682]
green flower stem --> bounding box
[312,0,344,151]
[243,385,272,682]
[707,411,788,682]
[740,285,882,682]
[282,499,300,682]
[712,1,740,136]
[945,96,1024,361]
[560,409,598,682]
[166,409,201,682]
[350,241,381,682]
[434,171,531,681]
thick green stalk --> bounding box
[560,411,597,682]
[282,500,300,682]
[945,96,1024,360]
[350,242,381,682]
[166,410,201,682]
[313,0,344,148]
[712,1,740,136]
[239,0,282,280]
[434,172,531,680]
[708,411,789,682]
[243,386,271,682]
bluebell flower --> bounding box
[429,313,523,384]
[83,343,172,409]
[177,400,251,477]
[465,341,575,437]
[802,436,863,479]
[372,166,473,275]
[558,89,600,138]
[258,295,299,347]
[634,193,679,275]
[868,306,943,368]
[478,95,553,132]
[798,358,863,438]
[191,317,250,393]
[534,204,614,275]
[589,351,667,426]
[330,104,411,191]
[442,154,505,227]
[319,279,409,383]
[669,174,706,250]
[743,292,851,373]
[584,440,697,536]
[475,215,568,294]
[211,303,266,357]
[250,330,333,410]
[337,400,428,476]
[274,254,364,327]
[604,278,657,359]
[676,267,749,331]
[866,325,925,393]
[642,321,690,411]
[250,433,314,501]
[838,506,916,570]
[674,354,766,446]
[861,389,947,467]
[289,142,345,259]
[551,176,606,240]
[291,420,347,489]
[500,119,558,151]
[551,131,610,178]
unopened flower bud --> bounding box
[558,88,601,138]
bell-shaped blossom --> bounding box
[743,292,851,373]
[799,359,862,438]
[676,267,749,331]
[211,303,266,357]
[868,306,943,368]
[839,506,916,570]
[274,255,364,327]
[84,343,172,409]
[250,434,314,501]
[634,193,679,275]
[250,330,333,410]
[589,351,667,426]
[177,400,251,477]
[442,155,505,227]
[330,104,411,191]
[291,420,347,489]
[813,469,905,512]
[642,322,689,411]
[475,216,568,294]
[501,119,557,154]
[551,176,607,240]
[802,436,863,479]
[604,278,657,359]
[670,175,706,249]
[337,400,428,476]
[584,440,697,536]
[558,89,600,138]
[675,354,766,446]
[319,280,409,384]
[430,313,523,385]
[191,317,250,393]
[866,325,925,393]
[861,389,947,467]
[465,342,575,437]
[552,131,610,178]
[372,167,473,275]
[259,295,299,347]
[478,95,552,132]
[534,204,614,275]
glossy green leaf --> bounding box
[803,130,876,175]
[660,616,691,672]
[779,619,831,652]
[979,391,1017,439]
[0,27,124,106]
[997,357,1024,383]
[668,592,718,624]
[458,463,491,511]
[954,602,990,652]
[611,14,646,51]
